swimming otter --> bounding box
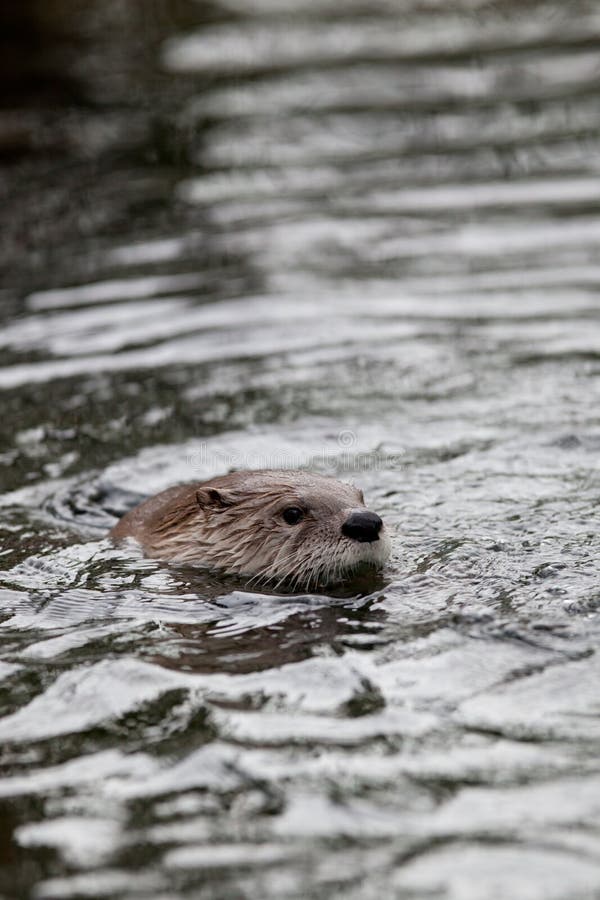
[109,469,391,589]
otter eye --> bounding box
[282,506,304,525]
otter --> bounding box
[109,469,391,589]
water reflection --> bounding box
[149,599,388,675]
[2,0,600,898]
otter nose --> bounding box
[342,510,383,543]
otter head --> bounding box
[190,469,391,589]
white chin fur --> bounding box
[340,529,392,574]
[263,530,391,589]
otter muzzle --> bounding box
[342,510,383,543]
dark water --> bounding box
[2,1,600,897]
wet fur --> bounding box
[110,470,391,589]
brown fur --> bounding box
[109,469,391,589]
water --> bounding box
[1,1,600,897]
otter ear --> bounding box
[195,487,234,510]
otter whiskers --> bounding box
[110,469,390,589]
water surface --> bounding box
[1,1,600,897]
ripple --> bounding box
[395,845,600,900]
[26,274,206,311]
[3,0,600,897]
[163,14,600,75]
